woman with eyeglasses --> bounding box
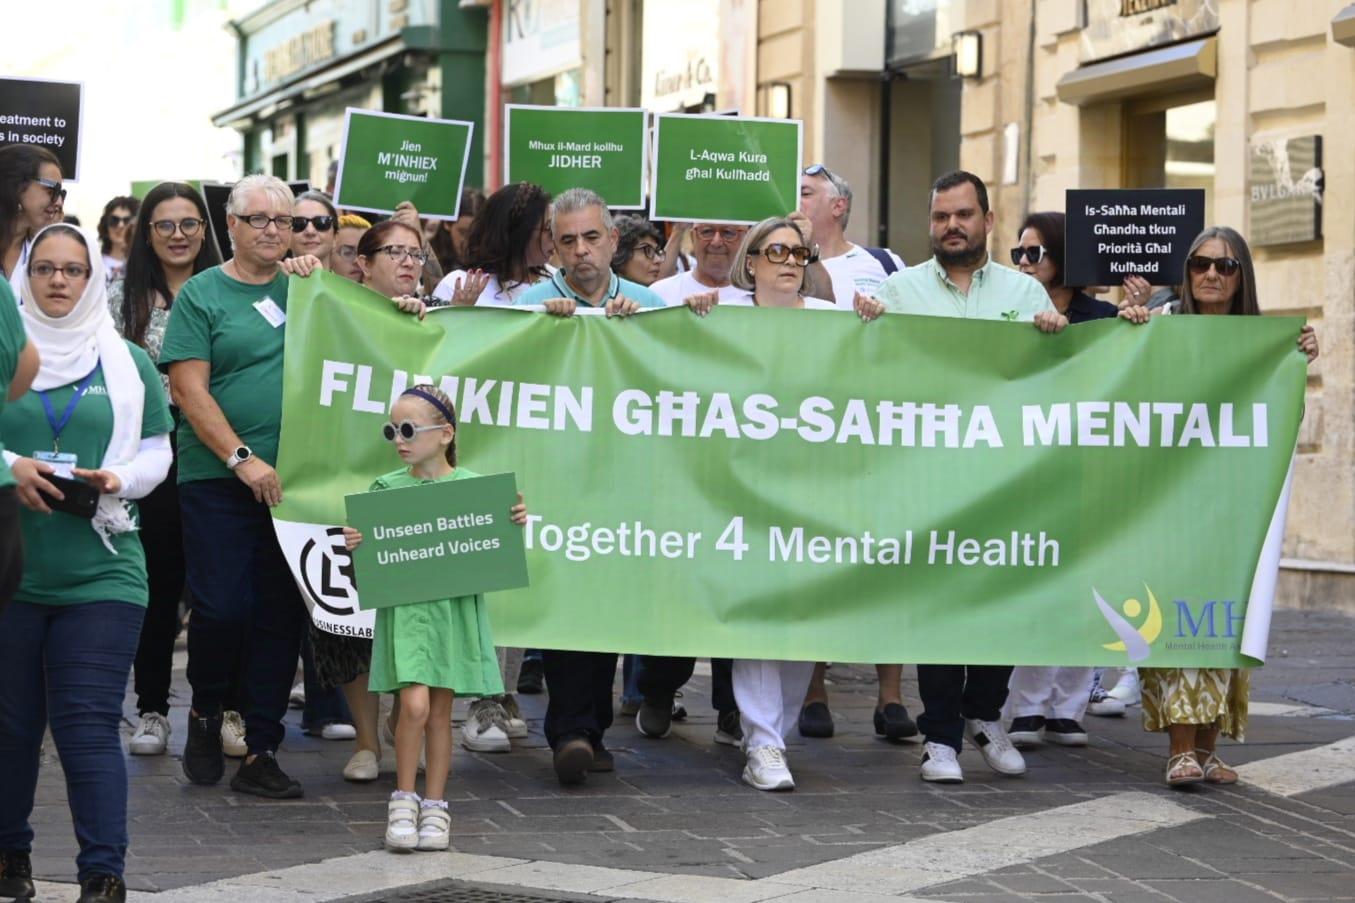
[0,224,173,903]
[431,182,552,307]
[1120,226,1318,787]
[98,197,140,286]
[109,182,225,759]
[611,215,666,287]
[290,190,339,269]
[332,214,372,282]
[0,144,65,295]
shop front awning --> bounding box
[211,35,407,129]
[1056,37,1217,107]
[1335,5,1355,48]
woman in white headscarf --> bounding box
[0,224,172,903]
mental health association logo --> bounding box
[1093,585,1163,663]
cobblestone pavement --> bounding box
[20,608,1355,902]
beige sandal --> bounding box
[1166,751,1204,786]
[1196,748,1238,785]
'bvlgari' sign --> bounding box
[1080,0,1218,63]
[1249,136,1323,247]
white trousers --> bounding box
[1007,666,1094,721]
[733,659,816,750]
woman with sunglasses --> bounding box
[0,144,65,294]
[431,182,552,307]
[98,197,140,286]
[110,182,226,759]
[1120,226,1318,787]
[611,215,666,286]
[291,190,339,269]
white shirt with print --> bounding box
[822,244,905,310]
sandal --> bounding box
[1166,751,1204,786]
[1196,748,1239,785]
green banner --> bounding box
[345,472,529,610]
[505,105,647,208]
[650,114,802,224]
[333,108,473,220]
[273,272,1305,667]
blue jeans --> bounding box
[0,600,144,881]
[180,478,306,754]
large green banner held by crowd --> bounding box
[273,272,1306,668]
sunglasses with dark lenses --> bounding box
[151,218,204,238]
[291,215,336,233]
[753,243,812,266]
[33,177,66,204]
[635,244,666,261]
[1186,255,1241,277]
[802,163,836,178]
[382,420,444,442]
[1010,245,1047,265]
[107,215,134,227]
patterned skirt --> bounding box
[1140,667,1249,740]
[309,622,373,689]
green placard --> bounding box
[505,105,647,208]
[345,472,528,610]
[333,108,474,221]
[650,113,802,224]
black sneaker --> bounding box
[77,874,126,903]
[873,702,919,741]
[1044,718,1089,746]
[517,658,544,694]
[0,850,34,900]
[589,741,615,773]
[797,701,834,738]
[182,711,224,785]
[1008,715,1046,749]
[713,709,742,746]
[230,751,303,799]
[553,737,593,786]
[636,696,674,738]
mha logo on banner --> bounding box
[1095,586,1245,662]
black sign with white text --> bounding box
[1064,189,1205,287]
[0,77,84,181]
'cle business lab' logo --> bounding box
[1093,585,1163,663]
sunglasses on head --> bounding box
[382,420,443,442]
[1186,255,1241,277]
[33,177,66,204]
[291,215,335,233]
[1010,245,1047,265]
[752,243,811,266]
[802,163,837,179]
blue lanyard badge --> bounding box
[38,364,101,453]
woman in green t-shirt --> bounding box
[0,224,173,903]
[0,278,39,617]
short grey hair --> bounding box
[550,187,613,234]
[812,166,853,228]
[730,216,807,293]
[227,174,295,216]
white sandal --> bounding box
[416,805,451,851]
[1166,751,1204,786]
[385,796,420,851]
[1196,748,1239,785]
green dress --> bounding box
[366,466,507,696]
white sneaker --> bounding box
[1106,670,1141,706]
[289,681,306,708]
[965,719,1027,776]
[321,722,358,740]
[1087,686,1127,718]
[220,710,248,758]
[129,712,170,755]
[742,745,795,791]
[385,796,420,851]
[920,741,964,783]
[343,749,380,782]
[500,695,529,739]
[461,700,511,752]
[415,805,451,851]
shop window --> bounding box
[1124,98,1215,227]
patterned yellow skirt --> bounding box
[1139,667,1249,740]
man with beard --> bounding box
[867,170,1065,785]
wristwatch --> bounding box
[226,446,253,470]
[807,244,821,265]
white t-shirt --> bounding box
[822,244,905,310]
[103,254,126,287]
[431,269,549,307]
[650,271,746,307]
[722,292,838,310]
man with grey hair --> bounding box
[516,188,664,314]
[799,163,904,310]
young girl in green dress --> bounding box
[343,384,527,852]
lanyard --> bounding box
[38,363,101,453]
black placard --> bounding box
[1064,189,1205,287]
[0,77,84,181]
[202,180,311,262]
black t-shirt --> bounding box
[1066,291,1119,324]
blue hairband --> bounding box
[401,388,456,426]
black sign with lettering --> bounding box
[0,77,84,181]
[1064,189,1205,287]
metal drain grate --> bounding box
[338,878,647,903]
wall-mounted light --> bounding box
[953,30,983,79]
[765,82,793,119]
